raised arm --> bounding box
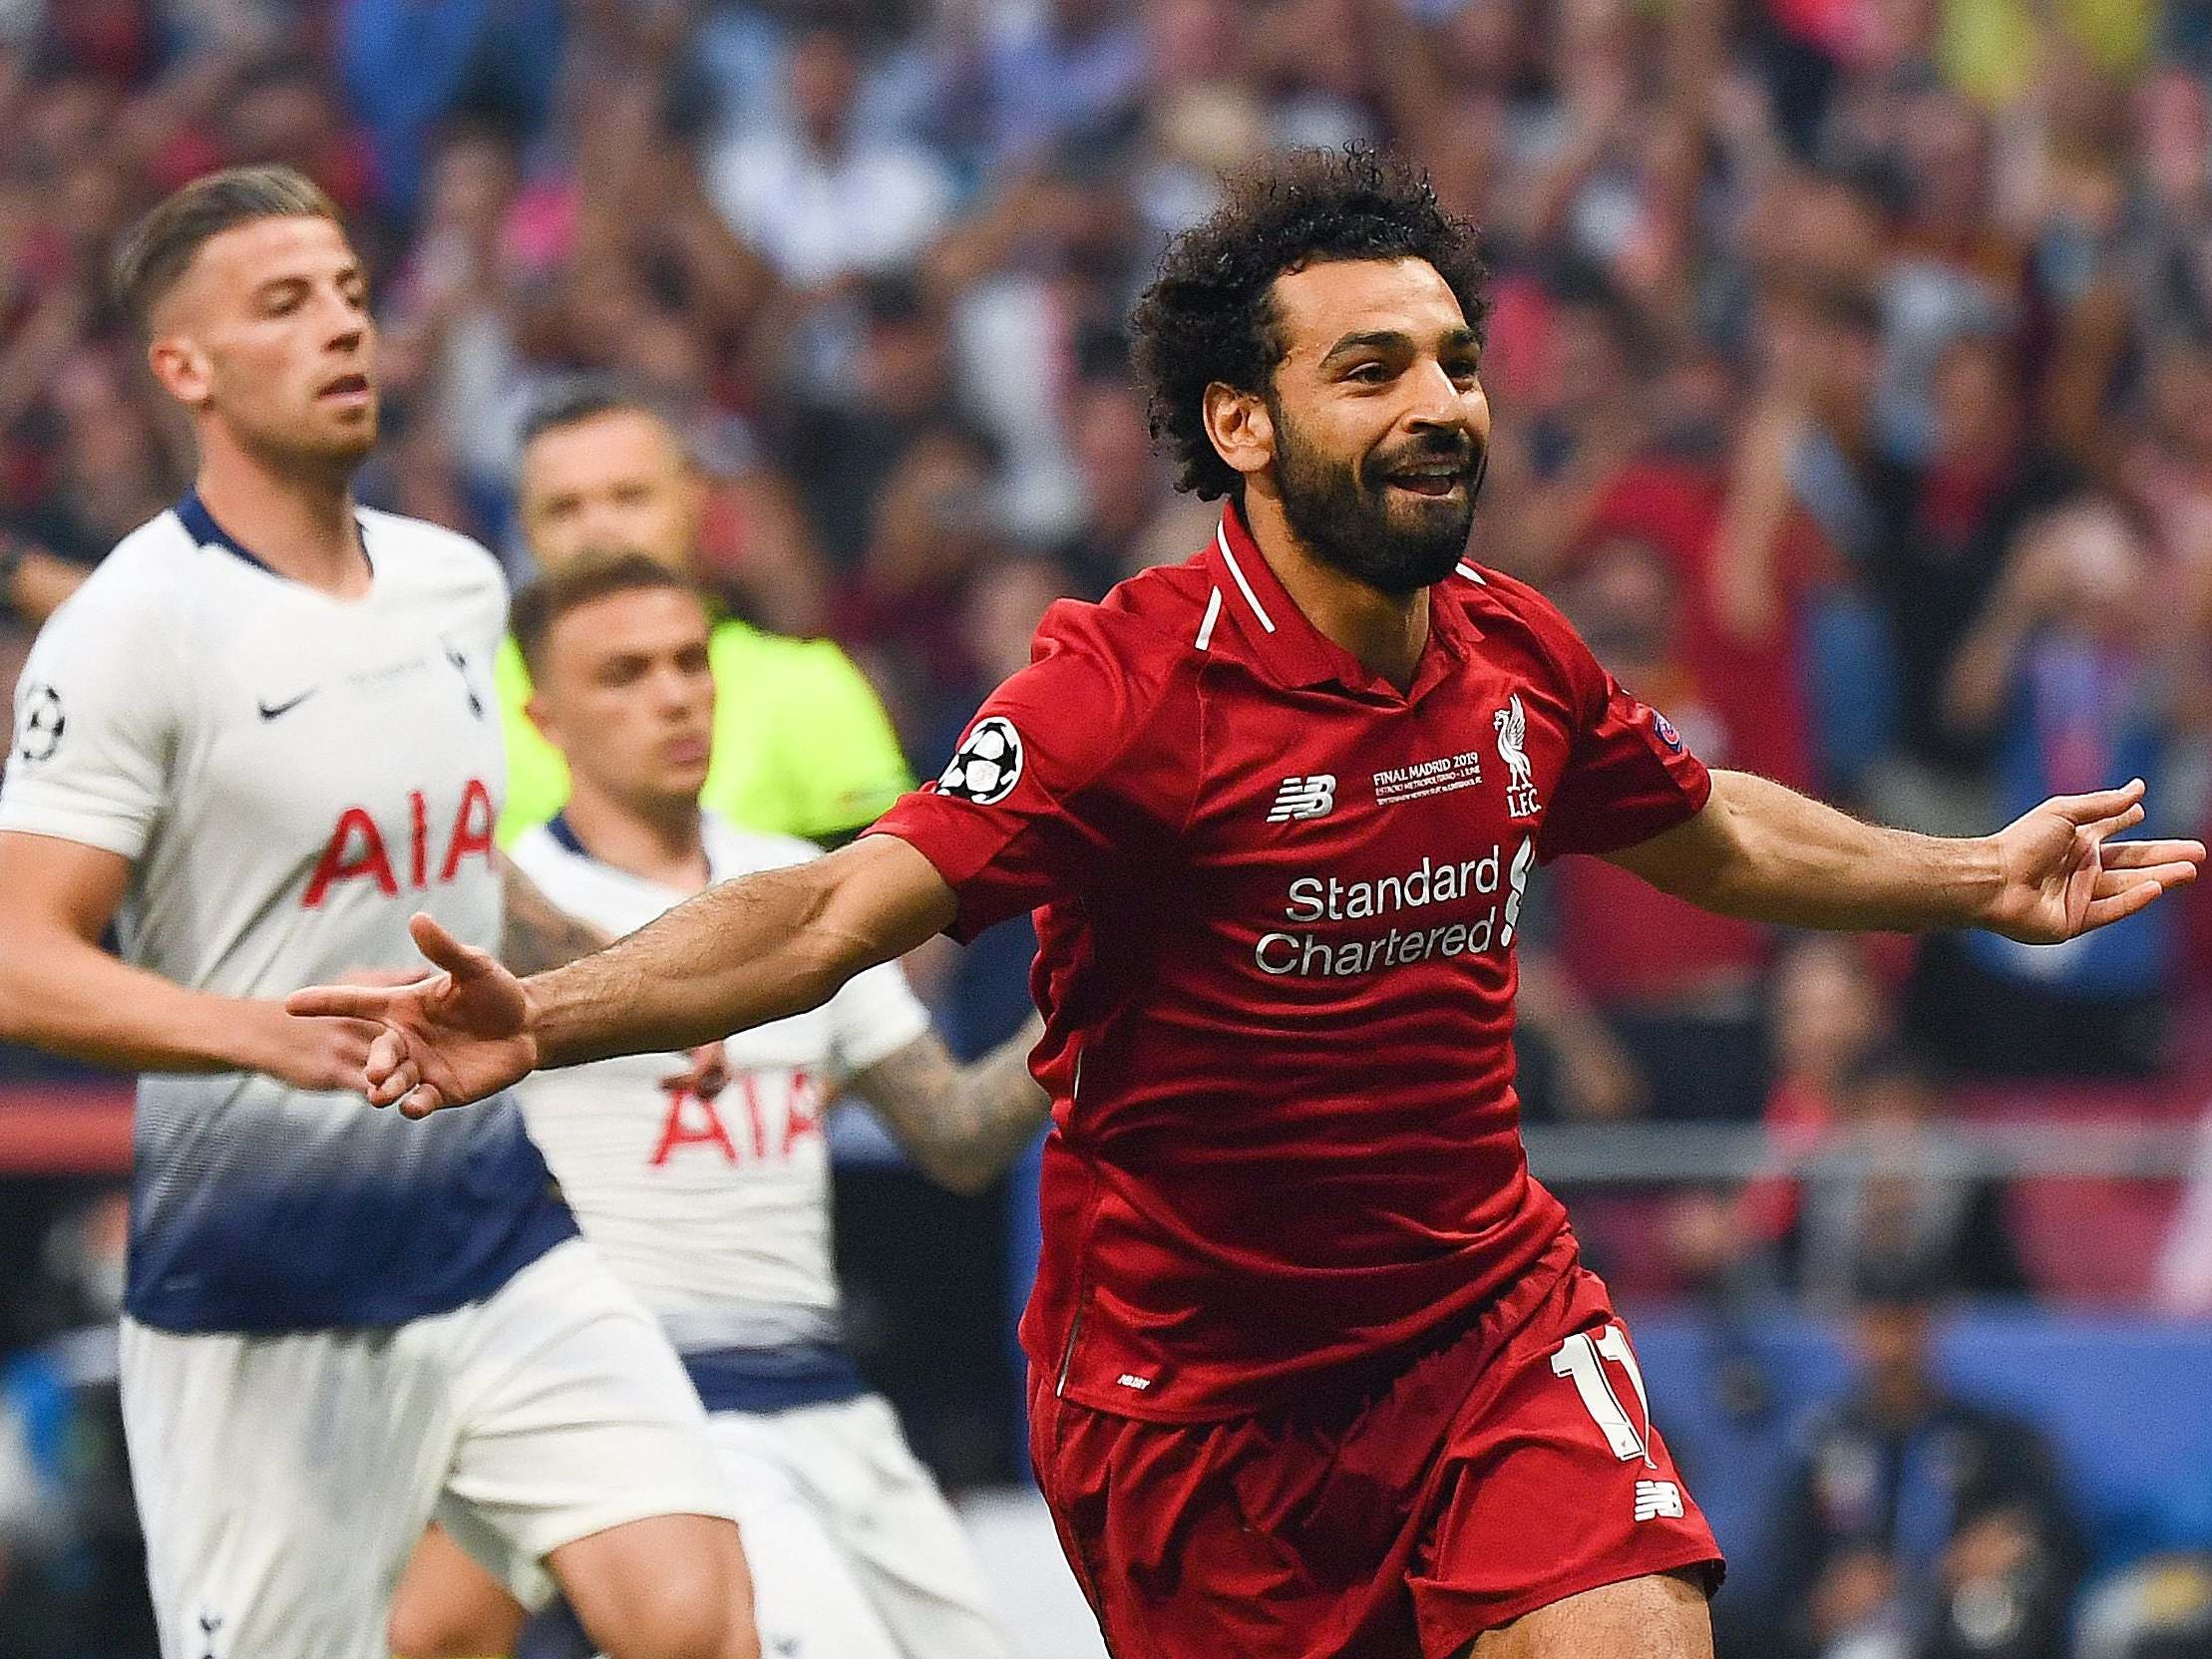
[290,833,957,1116]
[845,1014,1051,1196]
[1605,770,2200,939]
[0,830,377,1086]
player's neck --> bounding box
[193,439,369,598]
[1240,489,1430,692]
[560,785,711,893]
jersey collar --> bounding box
[1205,502,1476,704]
[175,489,374,580]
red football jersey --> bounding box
[868,506,1711,1421]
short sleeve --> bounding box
[864,600,1188,941]
[1534,626,1712,864]
[0,586,178,860]
[827,958,934,1077]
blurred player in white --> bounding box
[389,552,1041,1659]
[0,167,759,1659]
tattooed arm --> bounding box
[845,1013,1051,1195]
[499,855,610,977]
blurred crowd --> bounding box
[2,1,2212,1651]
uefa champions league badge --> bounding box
[937,716,1024,805]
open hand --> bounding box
[1983,780,2204,943]
[286,913,539,1117]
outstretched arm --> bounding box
[290,834,957,1116]
[847,1014,1051,1195]
[1607,770,2201,939]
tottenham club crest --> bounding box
[1495,693,1540,819]
[936,716,1024,805]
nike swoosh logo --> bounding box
[256,689,316,721]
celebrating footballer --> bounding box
[296,149,2203,1659]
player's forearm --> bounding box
[1614,770,2004,932]
[524,836,956,1071]
[855,1015,1051,1195]
[0,927,287,1074]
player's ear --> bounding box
[146,334,212,409]
[524,691,560,748]
[1203,382,1274,484]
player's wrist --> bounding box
[216,998,296,1076]
[515,975,559,1071]
[1953,833,2011,929]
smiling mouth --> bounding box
[1384,468,1467,498]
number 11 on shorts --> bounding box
[1551,1325,1657,1467]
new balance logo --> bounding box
[1634,1480,1683,1521]
[1268,775,1336,823]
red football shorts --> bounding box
[1027,1239,1723,1658]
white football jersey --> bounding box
[510,814,930,1356]
[0,495,573,1333]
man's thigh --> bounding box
[388,1525,529,1659]
[706,1423,905,1659]
[435,1241,736,1595]
[727,1396,1010,1659]
[121,1317,452,1659]
[1409,1276,1722,1655]
[1456,1569,1712,1659]
[547,1512,754,1659]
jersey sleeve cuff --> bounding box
[0,802,152,861]
[859,815,1014,944]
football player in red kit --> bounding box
[296,149,2202,1659]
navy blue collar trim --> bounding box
[174,489,373,579]
[544,812,588,857]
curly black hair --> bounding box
[1129,146,1489,501]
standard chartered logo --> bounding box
[1256,839,1535,978]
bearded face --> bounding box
[1269,393,1484,595]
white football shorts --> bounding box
[121,1238,736,1659]
[503,1389,1008,1659]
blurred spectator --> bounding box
[966,0,1148,168]
[1047,355,1211,595]
[831,417,1008,743]
[337,0,563,220]
[1789,1049,2029,1305]
[772,273,969,569]
[1533,514,1808,1123]
[1764,1260,2083,1659]
[1913,498,2204,1076]
[706,19,955,294]
[1739,937,1894,1251]
[1861,331,2081,832]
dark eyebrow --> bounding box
[1319,326,1482,367]
[1320,330,1412,366]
